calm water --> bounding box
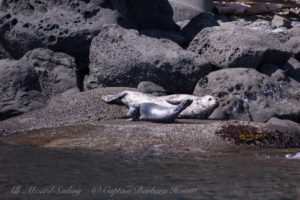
[0,142,299,200]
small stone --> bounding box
[272,15,291,28]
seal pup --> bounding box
[127,99,193,123]
[102,91,217,119]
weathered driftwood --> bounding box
[214,0,299,15]
[215,0,300,7]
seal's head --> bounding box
[180,95,218,118]
[202,95,218,109]
[200,95,218,117]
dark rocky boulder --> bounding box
[0,42,11,59]
[86,24,211,94]
[193,68,300,123]
[0,0,118,61]
[286,36,300,61]
[258,63,288,82]
[0,48,78,120]
[137,81,167,96]
[0,0,179,90]
[188,26,292,69]
[181,12,219,46]
[0,0,178,59]
[114,0,179,31]
[140,29,186,46]
[282,57,300,82]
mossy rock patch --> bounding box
[216,124,300,148]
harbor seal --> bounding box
[127,99,193,123]
[102,91,217,119]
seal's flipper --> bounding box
[173,99,193,116]
[166,99,182,105]
[127,104,140,120]
[102,92,127,103]
[165,95,189,105]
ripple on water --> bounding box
[286,152,300,159]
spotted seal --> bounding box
[127,99,193,123]
[102,91,218,119]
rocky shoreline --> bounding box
[0,0,300,148]
[1,119,300,150]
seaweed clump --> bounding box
[216,124,298,148]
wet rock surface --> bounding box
[193,68,300,123]
[0,48,78,120]
[86,24,211,94]
[1,119,299,150]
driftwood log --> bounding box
[215,0,300,7]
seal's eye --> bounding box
[208,98,212,101]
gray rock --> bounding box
[246,21,277,32]
[0,42,11,59]
[0,87,136,130]
[289,27,300,37]
[286,36,300,61]
[188,26,292,69]
[291,21,300,28]
[0,48,78,120]
[208,107,226,120]
[258,63,288,82]
[176,20,191,30]
[193,68,300,123]
[0,0,118,61]
[215,14,230,24]
[282,57,300,82]
[114,0,179,31]
[245,21,289,43]
[86,24,211,94]
[267,117,300,133]
[137,81,167,96]
[169,0,214,22]
[0,0,179,88]
[140,29,186,46]
[258,63,281,77]
[271,28,290,43]
[181,12,219,45]
[272,15,292,28]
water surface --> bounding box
[0,142,299,200]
